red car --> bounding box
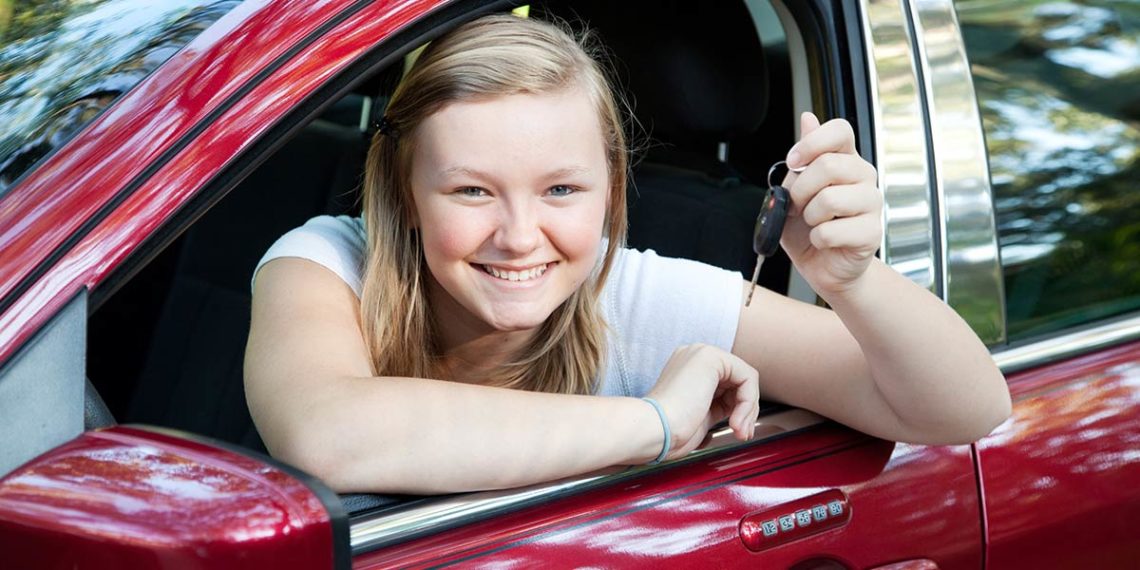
[1,0,1138,568]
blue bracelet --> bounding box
[641,397,671,465]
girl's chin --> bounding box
[481,311,553,333]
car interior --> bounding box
[85,0,801,511]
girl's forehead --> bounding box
[414,89,608,178]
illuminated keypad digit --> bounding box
[828,500,843,517]
[779,514,795,532]
[812,505,828,522]
[760,520,778,537]
[795,510,812,527]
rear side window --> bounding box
[956,1,1140,341]
[0,0,242,197]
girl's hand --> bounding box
[645,344,760,460]
[780,112,882,297]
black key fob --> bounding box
[753,185,790,256]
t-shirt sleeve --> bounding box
[602,248,743,397]
[251,215,367,297]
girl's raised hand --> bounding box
[645,344,760,460]
[780,112,882,297]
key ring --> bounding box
[767,160,807,188]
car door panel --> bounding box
[354,424,981,568]
[980,341,1140,567]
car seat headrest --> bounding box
[560,0,768,145]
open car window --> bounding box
[87,0,800,465]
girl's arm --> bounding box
[245,258,756,494]
[733,113,1011,445]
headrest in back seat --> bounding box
[557,0,768,144]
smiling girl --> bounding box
[244,14,1011,494]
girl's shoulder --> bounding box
[251,215,367,296]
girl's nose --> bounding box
[493,200,541,255]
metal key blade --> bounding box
[745,254,765,307]
[746,183,790,308]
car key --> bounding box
[745,161,800,307]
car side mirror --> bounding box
[0,425,348,569]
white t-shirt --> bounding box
[252,215,743,397]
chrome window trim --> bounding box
[908,0,1005,345]
[859,0,938,294]
[348,408,824,554]
[993,312,1140,375]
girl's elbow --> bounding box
[266,426,367,492]
[979,380,1013,439]
[949,378,1012,444]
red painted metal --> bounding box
[0,0,350,300]
[869,560,939,570]
[0,0,445,365]
[0,426,334,569]
[978,340,1140,568]
[354,425,982,569]
[739,489,850,552]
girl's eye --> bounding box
[548,185,577,197]
[457,186,488,197]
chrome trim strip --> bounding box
[860,0,937,293]
[993,312,1140,375]
[349,408,824,554]
[908,0,1005,345]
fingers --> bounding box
[808,215,881,253]
[651,344,761,450]
[787,114,856,170]
[799,111,822,142]
[786,154,877,218]
[713,350,760,440]
[800,183,882,228]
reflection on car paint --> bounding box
[0,0,241,195]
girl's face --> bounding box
[410,88,610,335]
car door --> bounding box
[347,0,985,568]
[951,1,1140,567]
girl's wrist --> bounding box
[814,258,882,308]
[640,397,671,464]
[619,396,670,465]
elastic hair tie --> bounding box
[374,116,399,139]
[641,397,671,465]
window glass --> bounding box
[0,0,242,197]
[956,0,1140,341]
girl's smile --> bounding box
[474,261,556,284]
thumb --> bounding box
[799,111,822,140]
[783,112,823,181]
[786,112,822,172]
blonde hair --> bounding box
[359,14,629,394]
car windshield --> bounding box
[0,0,242,199]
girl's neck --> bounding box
[437,329,533,384]
[427,279,538,383]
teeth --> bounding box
[482,263,548,282]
